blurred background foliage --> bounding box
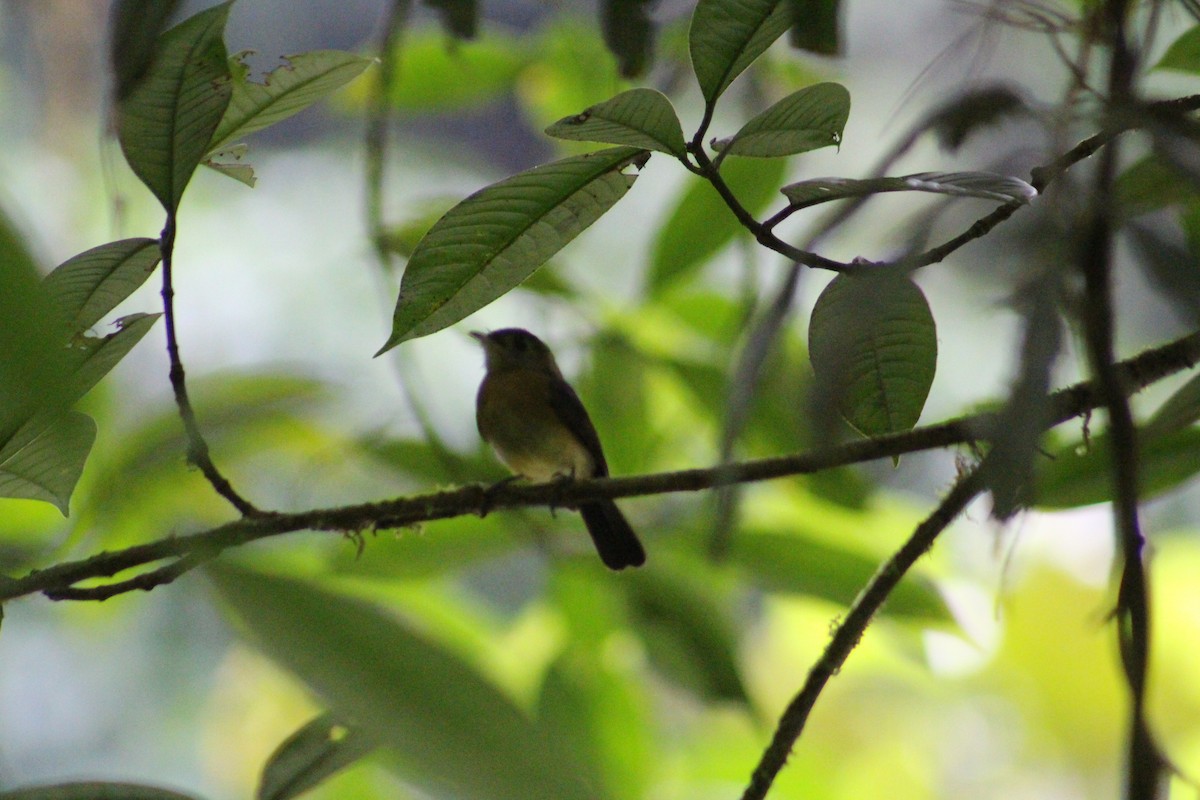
[2,1,1200,799]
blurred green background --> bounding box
[2,1,1200,799]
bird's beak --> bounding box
[469,330,486,344]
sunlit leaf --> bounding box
[42,239,161,334]
[210,563,595,800]
[782,171,1036,210]
[690,0,791,104]
[808,273,937,437]
[378,147,648,352]
[258,713,376,800]
[0,411,96,515]
[730,531,949,620]
[714,82,849,157]
[649,156,787,292]
[207,50,373,155]
[117,1,234,212]
[546,89,687,157]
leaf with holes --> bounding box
[377,147,648,353]
[690,0,791,104]
[714,82,849,158]
[808,273,937,437]
[546,89,686,157]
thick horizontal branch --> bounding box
[1,329,1197,604]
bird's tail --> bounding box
[580,500,645,570]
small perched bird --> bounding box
[471,328,646,570]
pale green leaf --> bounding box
[207,50,373,155]
[546,88,687,157]
[690,0,791,104]
[42,239,161,334]
[117,1,234,212]
[378,147,648,352]
[714,82,849,157]
[808,273,937,436]
[209,563,596,800]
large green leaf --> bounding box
[731,532,949,620]
[808,273,937,437]
[648,156,788,292]
[0,411,96,515]
[207,50,373,155]
[42,239,161,334]
[117,1,233,212]
[258,714,376,800]
[377,147,648,352]
[714,82,849,158]
[782,171,1036,210]
[0,785,200,800]
[545,89,687,157]
[209,563,597,800]
[689,0,791,104]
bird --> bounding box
[470,328,646,570]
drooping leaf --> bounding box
[258,714,376,800]
[108,0,185,100]
[730,531,949,620]
[209,563,596,800]
[117,1,234,212]
[1035,427,1200,509]
[808,273,937,437]
[782,171,1037,210]
[788,0,840,55]
[42,239,161,334]
[690,0,791,104]
[602,0,656,78]
[206,50,374,155]
[649,156,788,292]
[713,81,849,157]
[546,89,687,157]
[0,411,96,515]
[377,147,648,352]
[0,784,201,800]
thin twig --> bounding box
[740,464,989,800]
[365,0,411,267]
[159,217,259,516]
[2,328,1197,604]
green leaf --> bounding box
[808,273,937,437]
[258,714,376,800]
[690,0,791,105]
[207,50,373,155]
[546,89,686,157]
[0,411,96,515]
[731,531,949,620]
[714,82,849,157]
[377,147,648,352]
[209,563,595,800]
[788,0,841,55]
[117,1,234,212]
[42,239,161,334]
[782,171,1036,209]
[0,784,201,800]
[1155,25,1200,73]
[202,148,258,187]
[68,314,162,403]
[1146,371,1200,436]
[624,564,749,704]
[1035,427,1200,508]
[648,156,787,292]
[1114,155,1196,217]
